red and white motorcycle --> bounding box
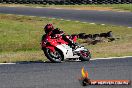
[41,33,91,63]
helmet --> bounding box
[44,24,54,34]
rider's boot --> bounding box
[73,43,81,50]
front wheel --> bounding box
[43,48,64,63]
[79,50,91,61]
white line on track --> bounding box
[75,21,80,22]
[76,9,81,10]
[7,14,25,17]
[60,19,64,20]
[66,20,71,21]
[92,56,132,60]
[55,8,62,9]
[117,11,129,13]
[101,24,105,26]
[128,27,132,28]
[90,23,95,25]
[0,56,132,65]
[99,10,107,11]
[0,63,16,65]
[41,17,46,18]
[82,22,87,24]
[6,14,12,15]
[50,18,56,19]
[18,15,25,16]
[35,7,43,8]
[29,16,36,18]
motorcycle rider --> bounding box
[42,24,78,49]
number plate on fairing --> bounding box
[56,44,79,59]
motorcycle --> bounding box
[41,33,91,63]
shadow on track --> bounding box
[15,60,83,64]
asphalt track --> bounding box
[0,7,132,88]
[0,57,131,88]
[0,7,132,27]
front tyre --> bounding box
[79,50,91,61]
[43,48,64,63]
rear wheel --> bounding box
[43,48,64,63]
[79,50,91,61]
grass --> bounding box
[0,14,132,63]
[0,4,132,12]
[53,4,132,11]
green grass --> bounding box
[0,14,132,63]
[102,4,132,11]
[0,4,132,12]
[33,4,132,11]
[54,4,132,11]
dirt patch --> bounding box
[96,43,132,53]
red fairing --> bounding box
[41,33,69,52]
[47,35,68,46]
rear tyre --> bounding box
[43,48,64,63]
[79,50,91,61]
